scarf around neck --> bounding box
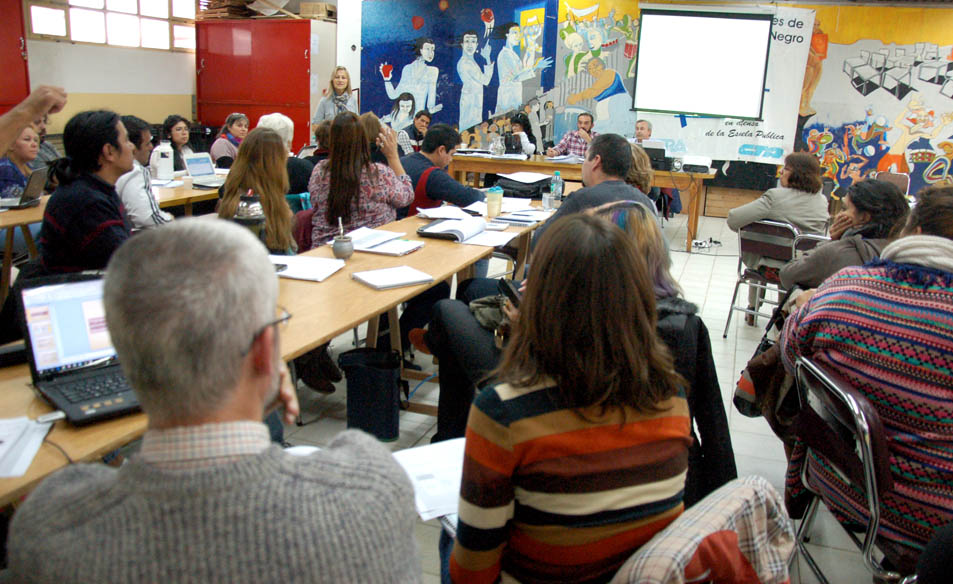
[332,92,350,114]
[879,234,953,274]
[225,132,242,147]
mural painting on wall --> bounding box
[362,0,559,151]
[361,0,644,151]
[794,6,953,198]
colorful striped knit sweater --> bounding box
[781,257,953,551]
[449,378,691,584]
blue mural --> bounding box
[361,0,558,133]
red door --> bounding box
[196,19,310,151]
[0,0,31,114]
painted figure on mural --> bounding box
[382,93,416,132]
[799,19,827,118]
[380,37,443,116]
[457,30,494,131]
[561,27,590,78]
[924,141,953,184]
[495,23,552,115]
[521,16,543,73]
[567,57,636,134]
[880,97,953,173]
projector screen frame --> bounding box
[631,7,774,121]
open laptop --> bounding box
[0,167,47,209]
[17,272,140,426]
[184,152,226,188]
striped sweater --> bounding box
[450,379,691,584]
[781,259,953,550]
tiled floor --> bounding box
[281,214,871,583]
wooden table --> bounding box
[0,364,148,507]
[0,213,534,504]
[277,214,536,361]
[448,155,715,252]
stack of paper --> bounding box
[269,255,345,282]
[392,438,465,520]
[352,266,433,290]
[498,172,551,183]
[545,154,584,163]
[463,197,534,216]
[416,206,473,220]
[0,417,53,478]
[348,227,424,256]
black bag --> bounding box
[338,348,401,442]
[495,176,550,199]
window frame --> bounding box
[23,0,196,53]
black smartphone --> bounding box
[498,279,521,307]
[274,263,288,273]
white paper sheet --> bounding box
[461,231,518,247]
[0,417,53,478]
[347,227,405,251]
[269,255,345,282]
[392,438,465,520]
[497,172,552,184]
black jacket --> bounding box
[656,296,737,507]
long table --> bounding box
[448,154,715,252]
[0,212,536,503]
[0,186,220,304]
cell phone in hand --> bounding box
[498,278,521,307]
[274,263,288,272]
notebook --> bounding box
[17,273,140,426]
[352,266,433,290]
[184,153,226,188]
[0,167,47,209]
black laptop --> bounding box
[17,272,140,426]
[0,167,47,209]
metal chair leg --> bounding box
[723,277,744,338]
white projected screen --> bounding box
[634,11,772,119]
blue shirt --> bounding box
[0,157,28,199]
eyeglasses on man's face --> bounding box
[242,306,292,356]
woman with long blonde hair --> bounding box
[218,127,295,254]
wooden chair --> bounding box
[792,357,919,584]
[723,220,799,338]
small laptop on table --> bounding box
[0,167,47,209]
[184,152,226,188]
[17,272,140,426]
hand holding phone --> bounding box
[498,278,521,307]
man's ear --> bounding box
[100,142,118,166]
[590,153,602,170]
[249,325,277,376]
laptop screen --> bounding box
[21,279,117,377]
[184,154,215,177]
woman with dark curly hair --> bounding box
[780,178,909,289]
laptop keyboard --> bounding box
[56,371,130,404]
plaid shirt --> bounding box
[139,421,271,470]
[609,476,795,584]
[552,129,597,157]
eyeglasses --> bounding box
[242,305,292,356]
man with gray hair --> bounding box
[635,119,653,141]
[257,112,314,194]
[8,219,422,583]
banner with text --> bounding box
[637,6,814,164]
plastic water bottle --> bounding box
[151,140,174,180]
[550,171,564,208]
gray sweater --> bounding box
[8,431,422,583]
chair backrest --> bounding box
[794,356,896,575]
[875,171,910,195]
[285,192,312,214]
[794,233,830,255]
[293,208,316,251]
[870,52,887,68]
[738,220,799,263]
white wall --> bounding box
[27,40,195,94]
[336,0,361,89]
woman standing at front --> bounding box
[308,112,412,245]
[311,67,358,130]
[449,214,691,584]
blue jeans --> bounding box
[439,528,453,584]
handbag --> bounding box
[468,294,511,348]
